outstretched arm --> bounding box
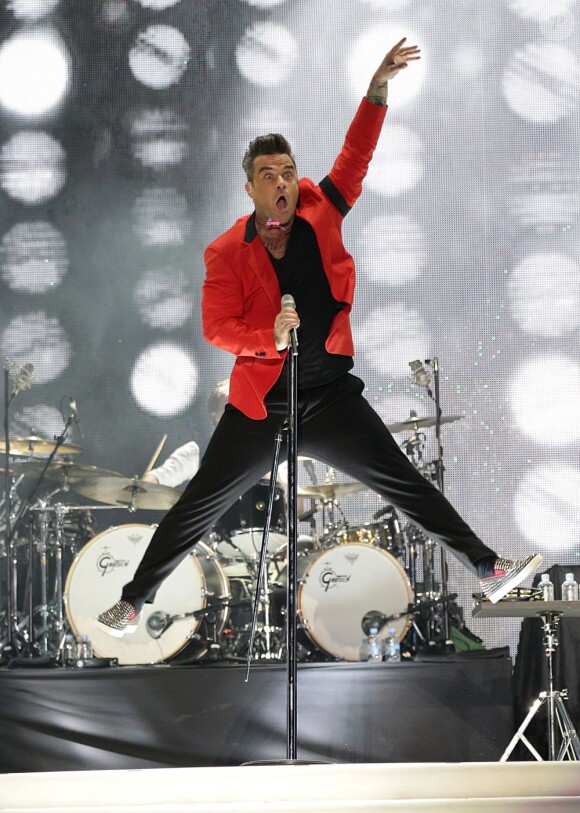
[366,37,421,106]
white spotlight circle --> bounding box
[508,253,580,337]
[0,131,66,205]
[510,354,580,445]
[236,22,298,87]
[0,30,70,117]
[129,25,190,90]
[364,124,423,197]
[0,311,71,384]
[514,464,580,550]
[348,27,425,105]
[502,41,579,123]
[131,343,197,417]
[354,303,432,378]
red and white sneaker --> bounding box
[480,554,543,604]
[94,600,142,638]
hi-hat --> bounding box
[386,414,464,434]
[0,436,84,455]
[73,476,181,511]
[298,482,367,500]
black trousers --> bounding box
[123,374,496,603]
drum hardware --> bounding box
[72,474,181,512]
[385,412,464,434]
[66,527,231,665]
[2,383,79,661]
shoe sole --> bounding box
[94,619,140,638]
[486,553,544,603]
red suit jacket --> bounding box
[202,98,388,420]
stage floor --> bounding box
[1,761,580,812]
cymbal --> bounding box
[298,482,367,500]
[10,460,123,483]
[73,476,181,510]
[0,436,84,455]
[386,414,464,434]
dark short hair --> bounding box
[242,134,296,181]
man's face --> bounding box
[245,153,299,227]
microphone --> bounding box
[11,362,34,396]
[409,360,431,389]
[68,396,85,440]
[146,611,172,638]
[281,293,298,353]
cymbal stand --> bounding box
[501,612,580,761]
[2,361,34,658]
[245,427,285,676]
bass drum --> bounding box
[297,542,412,662]
[64,524,230,665]
[214,480,287,560]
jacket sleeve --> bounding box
[201,244,283,360]
[320,98,388,215]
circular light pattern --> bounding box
[510,354,580,445]
[348,26,425,105]
[356,215,425,285]
[130,343,198,417]
[7,0,60,19]
[452,45,487,79]
[129,108,188,170]
[508,0,576,21]
[514,464,580,550]
[508,253,580,337]
[135,0,181,8]
[507,153,580,228]
[95,0,133,30]
[235,22,298,87]
[132,187,191,246]
[1,221,68,293]
[364,124,423,197]
[12,404,66,442]
[129,25,191,90]
[537,5,576,42]
[0,311,71,384]
[354,304,432,378]
[0,30,70,117]
[134,268,193,330]
[0,131,66,205]
[501,41,579,123]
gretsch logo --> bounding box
[97,548,130,577]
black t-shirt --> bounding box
[265,215,353,392]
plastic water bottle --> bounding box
[384,627,401,663]
[365,627,383,662]
[561,573,579,602]
[539,573,554,601]
[78,634,93,661]
[63,634,76,665]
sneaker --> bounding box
[480,554,543,604]
[95,600,142,638]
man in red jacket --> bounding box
[97,39,541,637]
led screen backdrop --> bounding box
[1,0,579,655]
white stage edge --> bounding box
[1,761,580,812]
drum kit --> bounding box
[0,407,465,667]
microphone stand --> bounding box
[286,326,299,760]
[2,365,18,658]
[430,358,451,644]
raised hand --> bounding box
[366,38,421,105]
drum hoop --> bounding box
[296,542,413,659]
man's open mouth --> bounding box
[276,195,288,211]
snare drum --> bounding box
[64,524,230,665]
[296,542,412,661]
[215,480,287,560]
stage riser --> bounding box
[1,763,580,812]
